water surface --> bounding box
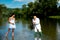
[0,18,60,40]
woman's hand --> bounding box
[9,22,14,25]
[12,23,14,25]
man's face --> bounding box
[33,16,37,19]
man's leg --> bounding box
[35,27,38,32]
[38,28,41,32]
[34,27,38,37]
[37,27,42,37]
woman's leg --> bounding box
[12,29,14,37]
[6,28,10,36]
[12,34,14,40]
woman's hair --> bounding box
[9,13,15,17]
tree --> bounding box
[22,4,28,18]
[0,4,7,18]
[38,0,57,16]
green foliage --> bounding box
[0,0,58,18]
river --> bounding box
[0,18,60,40]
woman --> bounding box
[6,13,16,37]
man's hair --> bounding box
[33,15,37,17]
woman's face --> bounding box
[12,15,15,18]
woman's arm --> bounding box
[8,17,14,25]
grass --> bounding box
[49,16,60,19]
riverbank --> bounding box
[49,16,60,19]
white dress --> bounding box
[32,18,41,32]
[9,18,16,29]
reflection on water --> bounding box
[12,36,14,40]
[34,32,41,40]
[6,36,14,40]
[41,19,57,40]
[57,20,60,40]
[0,18,60,40]
[35,37,41,40]
[6,36,8,40]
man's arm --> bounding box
[32,19,36,24]
[35,18,40,24]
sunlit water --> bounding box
[0,18,60,40]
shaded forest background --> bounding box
[0,0,59,19]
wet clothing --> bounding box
[9,17,16,29]
[32,18,41,32]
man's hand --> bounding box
[33,22,36,24]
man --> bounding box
[32,16,42,35]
